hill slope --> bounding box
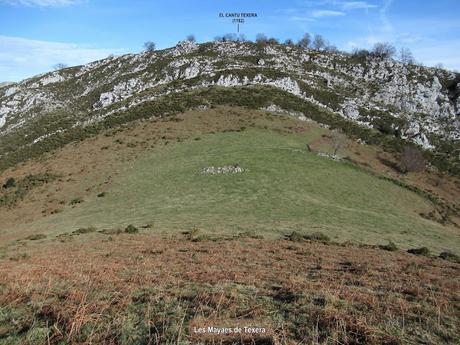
[0,42,459,345]
[0,41,459,173]
[1,107,459,253]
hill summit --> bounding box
[0,40,459,173]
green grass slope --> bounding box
[22,127,459,254]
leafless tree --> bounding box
[53,63,67,70]
[352,48,370,58]
[324,44,339,53]
[267,37,279,45]
[331,129,347,156]
[399,146,426,172]
[186,34,196,42]
[256,33,268,44]
[435,63,445,70]
[371,42,396,59]
[143,41,156,52]
[297,33,311,49]
[223,33,238,42]
[399,47,415,64]
[284,38,295,46]
[312,34,326,50]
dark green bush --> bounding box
[125,225,139,234]
[379,241,398,251]
[3,177,16,189]
[407,247,430,256]
[24,234,47,241]
[439,251,459,263]
[304,232,331,243]
[286,231,303,242]
[69,197,83,205]
[72,227,96,235]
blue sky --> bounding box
[0,0,459,81]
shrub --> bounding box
[407,247,430,256]
[73,227,96,235]
[125,224,139,234]
[439,251,459,263]
[379,241,398,251]
[24,234,47,241]
[286,231,303,242]
[304,232,330,243]
[97,192,106,197]
[69,197,83,205]
[3,177,16,189]
[400,146,426,173]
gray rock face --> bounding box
[0,41,458,154]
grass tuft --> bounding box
[69,197,83,205]
[125,224,139,234]
[24,233,47,241]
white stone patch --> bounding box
[183,64,200,79]
[172,40,198,57]
[5,86,18,97]
[201,164,247,175]
[0,113,6,128]
[262,104,307,121]
[40,72,65,85]
[316,152,341,161]
[341,100,360,120]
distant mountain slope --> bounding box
[0,40,459,172]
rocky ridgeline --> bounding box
[0,40,459,155]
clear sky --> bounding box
[0,0,459,82]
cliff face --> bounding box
[0,40,459,161]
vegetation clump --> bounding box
[379,241,398,252]
[24,233,47,241]
[69,197,83,205]
[439,251,460,263]
[2,177,16,189]
[125,224,139,234]
[304,232,331,243]
[407,247,430,256]
[0,173,58,208]
[286,231,304,242]
[72,227,96,235]
[399,146,426,173]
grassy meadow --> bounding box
[11,125,458,254]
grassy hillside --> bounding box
[0,107,459,344]
[5,121,458,254]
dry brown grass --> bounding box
[1,233,458,344]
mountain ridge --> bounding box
[1,40,459,172]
